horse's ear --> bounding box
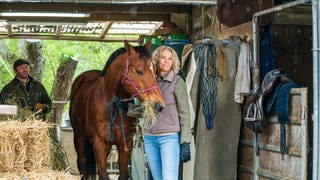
[124,40,134,55]
[143,40,152,51]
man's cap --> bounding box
[13,59,30,69]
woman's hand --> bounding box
[180,142,191,163]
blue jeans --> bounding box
[144,133,180,180]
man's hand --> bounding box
[180,142,191,163]
[34,103,46,112]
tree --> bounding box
[49,55,78,170]
[0,39,18,89]
[50,55,78,127]
[20,39,44,81]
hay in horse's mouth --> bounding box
[141,101,157,131]
[127,101,157,131]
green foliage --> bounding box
[50,137,69,171]
[40,40,123,94]
[0,39,127,125]
[3,39,20,62]
[0,40,124,93]
[60,53,73,63]
[0,39,20,89]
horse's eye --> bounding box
[136,70,144,75]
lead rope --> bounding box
[118,103,129,151]
[193,41,218,130]
[106,95,130,151]
[106,96,119,142]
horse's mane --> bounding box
[101,45,151,75]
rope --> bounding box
[106,96,120,141]
[106,95,131,148]
[193,41,218,130]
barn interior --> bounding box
[0,0,318,180]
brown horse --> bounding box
[69,40,164,180]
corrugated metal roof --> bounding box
[0,21,163,42]
[0,1,210,42]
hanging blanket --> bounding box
[265,80,301,159]
[192,37,241,180]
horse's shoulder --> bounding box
[71,70,102,97]
[81,70,101,77]
[75,70,101,83]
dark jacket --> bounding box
[0,76,52,119]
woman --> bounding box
[143,45,191,180]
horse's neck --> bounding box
[100,71,130,100]
[99,74,118,96]
[101,54,131,100]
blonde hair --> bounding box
[152,46,180,74]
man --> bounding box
[0,58,52,120]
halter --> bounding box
[121,56,158,99]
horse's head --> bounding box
[120,40,164,112]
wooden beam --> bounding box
[7,24,13,37]
[55,25,62,36]
[272,11,312,26]
[272,5,312,25]
[0,2,192,14]
[1,13,170,23]
[100,22,112,39]
[2,16,89,23]
[0,34,138,42]
[89,13,170,21]
[154,28,185,35]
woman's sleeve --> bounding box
[174,77,191,143]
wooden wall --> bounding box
[271,24,313,108]
[191,6,215,41]
[238,88,308,179]
[189,5,313,179]
[190,5,253,42]
[238,23,313,179]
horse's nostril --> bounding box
[159,106,163,112]
[154,102,163,112]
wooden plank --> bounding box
[259,149,302,179]
[273,6,312,25]
[7,24,13,37]
[2,16,89,23]
[241,139,301,157]
[99,22,112,39]
[0,34,138,42]
[0,105,17,115]
[55,25,61,36]
[238,88,308,179]
[89,13,170,22]
[1,13,170,22]
[0,2,193,14]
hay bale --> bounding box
[0,118,80,179]
[0,119,52,172]
[0,168,80,179]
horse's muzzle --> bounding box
[154,102,163,112]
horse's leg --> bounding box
[92,135,111,180]
[74,133,91,180]
[117,139,132,180]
